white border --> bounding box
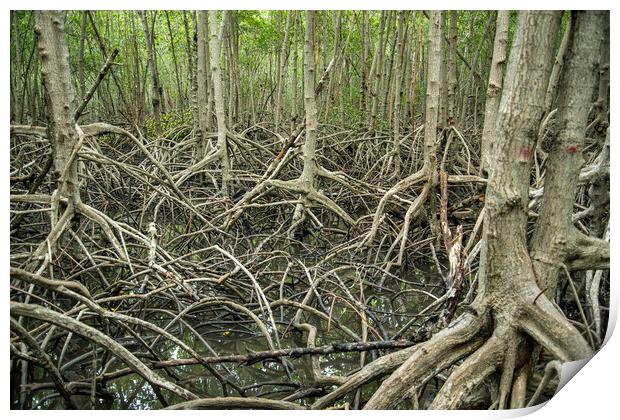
[2,2,617,419]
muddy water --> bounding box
[29,262,444,409]
[104,282,440,408]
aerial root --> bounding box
[310,342,419,409]
[165,397,306,410]
[429,326,510,409]
[10,302,198,403]
[497,332,522,409]
[361,168,428,247]
[526,360,562,407]
[518,290,592,361]
[361,286,593,411]
[265,179,355,226]
[362,311,488,409]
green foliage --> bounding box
[144,110,192,138]
[11,10,515,131]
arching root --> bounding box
[362,311,489,409]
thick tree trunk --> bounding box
[35,11,80,206]
[477,11,586,362]
[529,11,607,298]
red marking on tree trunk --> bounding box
[566,145,578,154]
[519,147,533,161]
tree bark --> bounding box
[529,11,607,298]
[446,10,458,125]
[165,11,184,110]
[209,11,232,197]
[140,10,162,136]
[275,11,292,133]
[35,10,80,206]
[480,11,509,175]
[291,10,319,226]
[196,11,212,158]
[367,11,386,132]
[544,13,572,115]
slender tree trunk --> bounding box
[291,10,319,227]
[209,10,231,197]
[140,10,162,136]
[323,11,341,121]
[382,13,397,126]
[480,11,509,175]
[129,12,143,125]
[360,11,368,114]
[303,10,319,183]
[291,11,299,127]
[409,18,422,127]
[438,12,448,129]
[446,10,458,125]
[77,12,87,102]
[165,11,184,110]
[196,11,211,158]
[389,11,406,177]
[11,11,23,123]
[275,11,292,133]
[368,11,386,132]
[544,13,572,115]
[593,14,610,132]
[459,12,494,126]
[183,11,195,108]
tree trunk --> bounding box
[480,11,509,175]
[389,11,405,177]
[291,10,320,226]
[165,11,184,110]
[11,11,23,123]
[291,11,299,126]
[367,11,386,132]
[544,13,572,115]
[140,10,162,136]
[530,11,608,298]
[35,10,80,206]
[196,11,211,158]
[438,12,448,129]
[77,12,87,101]
[446,10,458,125]
[209,11,231,197]
[275,11,292,133]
